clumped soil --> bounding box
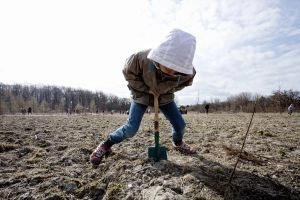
[0,113,299,200]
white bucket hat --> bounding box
[147,28,196,75]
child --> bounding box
[90,28,197,165]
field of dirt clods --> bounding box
[0,112,299,199]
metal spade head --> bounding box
[148,131,168,161]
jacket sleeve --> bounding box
[174,76,194,92]
[158,69,196,94]
[167,75,194,94]
[122,53,149,93]
[175,68,196,91]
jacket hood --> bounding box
[147,28,196,75]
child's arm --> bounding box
[157,69,196,94]
[122,53,150,93]
[171,76,194,93]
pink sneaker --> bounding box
[90,142,112,165]
[173,141,197,154]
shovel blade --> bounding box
[148,146,168,162]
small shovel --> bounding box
[148,96,168,162]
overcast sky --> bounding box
[1,0,299,105]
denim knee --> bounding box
[123,123,139,138]
[109,123,139,144]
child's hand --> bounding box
[149,89,160,97]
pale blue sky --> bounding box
[0,0,299,105]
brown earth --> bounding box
[0,112,299,200]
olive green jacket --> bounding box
[123,49,196,106]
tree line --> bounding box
[0,83,299,114]
[0,83,131,114]
[190,90,299,113]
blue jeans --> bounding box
[108,100,186,144]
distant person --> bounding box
[205,104,209,114]
[288,104,294,115]
[27,107,32,114]
[90,28,198,165]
